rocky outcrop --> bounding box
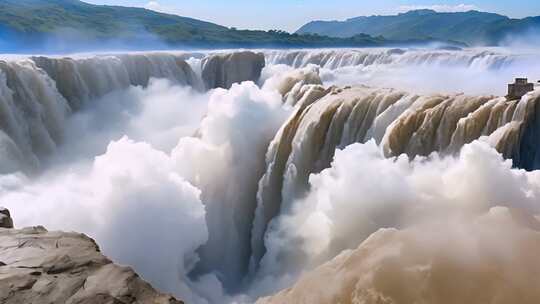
[0,208,183,304]
[202,51,265,89]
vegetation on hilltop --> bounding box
[297,9,540,46]
[0,0,463,52]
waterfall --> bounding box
[0,51,267,173]
[0,59,70,173]
[263,48,532,70]
[250,84,540,272]
[31,53,203,110]
[1,49,540,298]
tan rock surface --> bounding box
[0,221,183,304]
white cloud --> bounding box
[144,1,161,11]
[398,4,479,13]
[144,1,178,15]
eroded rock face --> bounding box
[202,51,265,89]
[0,224,183,304]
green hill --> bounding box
[0,0,467,52]
[297,9,540,46]
[0,0,226,41]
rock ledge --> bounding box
[0,209,183,304]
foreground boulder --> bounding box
[202,51,265,89]
[0,224,183,304]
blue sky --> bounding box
[84,1,540,32]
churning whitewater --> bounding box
[1,48,540,303]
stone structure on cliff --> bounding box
[0,207,13,229]
[507,78,535,100]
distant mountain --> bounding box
[0,0,227,49]
[297,10,540,46]
[0,0,464,52]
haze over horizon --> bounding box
[84,0,540,31]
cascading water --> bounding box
[0,59,70,173]
[0,51,265,172]
[249,81,540,272]
[263,48,540,96]
[264,48,531,70]
[0,47,540,304]
[31,53,204,110]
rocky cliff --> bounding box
[0,208,183,304]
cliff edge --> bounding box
[0,208,183,304]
